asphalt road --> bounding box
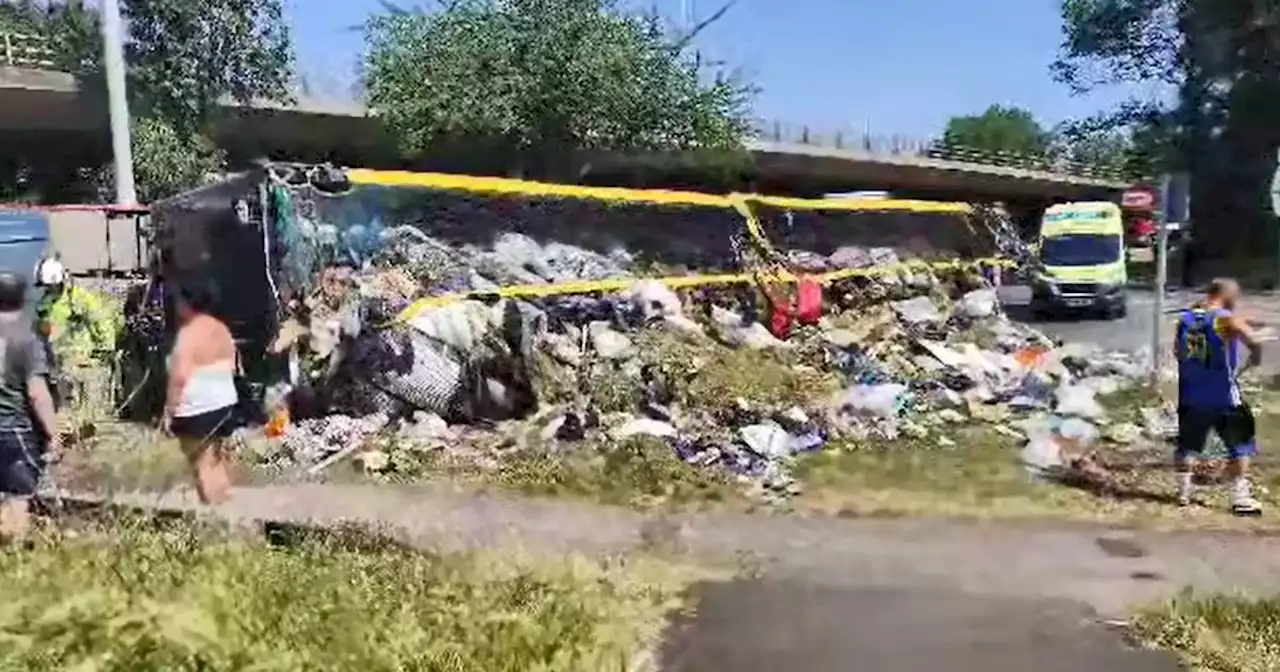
[660,582,1177,672]
[998,285,1190,354]
[1001,285,1280,374]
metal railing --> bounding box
[752,120,1135,183]
[0,30,1136,183]
[1,30,55,69]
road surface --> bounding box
[1002,286,1280,372]
[999,286,1187,353]
[66,486,1257,672]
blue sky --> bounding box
[284,0,1149,139]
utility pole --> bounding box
[101,0,136,205]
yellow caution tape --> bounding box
[394,257,1013,322]
[346,169,736,208]
[345,169,975,214]
[339,168,999,325]
[740,193,973,214]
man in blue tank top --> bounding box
[1175,278,1264,515]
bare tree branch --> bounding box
[671,0,738,52]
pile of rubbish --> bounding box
[170,175,1161,503]
[243,211,1160,502]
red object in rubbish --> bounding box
[764,276,824,339]
[769,301,794,340]
[796,276,823,325]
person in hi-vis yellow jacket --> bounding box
[34,257,119,407]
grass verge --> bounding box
[0,521,696,671]
[1133,591,1280,672]
[408,436,746,512]
[793,385,1280,530]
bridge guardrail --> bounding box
[1,31,56,69]
[752,120,1136,183]
[0,30,1137,183]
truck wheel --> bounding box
[1110,302,1128,320]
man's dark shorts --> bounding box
[0,428,44,497]
[1177,405,1257,460]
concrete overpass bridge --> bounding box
[0,31,1130,208]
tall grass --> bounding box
[0,521,691,671]
[1133,591,1280,672]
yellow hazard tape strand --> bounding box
[739,194,973,214]
[338,168,1000,324]
[394,257,1014,323]
[727,193,780,261]
[344,169,975,214]
[346,169,736,208]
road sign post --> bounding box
[1151,208,1168,384]
[1271,149,1280,285]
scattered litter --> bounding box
[959,289,998,318]
[1055,383,1105,420]
[140,176,1162,505]
[892,296,942,324]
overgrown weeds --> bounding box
[1133,590,1280,672]
[476,437,743,510]
[0,518,692,671]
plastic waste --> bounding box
[626,279,683,321]
[736,322,791,350]
[827,246,873,268]
[1055,383,1105,419]
[1079,375,1122,396]
[840,383,909,418]
[892,296,942,324]
[1008,371,1055,409]
[959,289,998,318]
[1140,406,1178,439]
[789,431,826,453]
[796,276,823,325]
[587,321,634,359]
[740,423,792,458]
[407,300,500,355]
[1058,417,1099,445]
[1019,416,1064,474]
[611,418,678,440]
[917,340,967,368]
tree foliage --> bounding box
[128,117,227,203]
[124,0,294,135]
[0,0,293,203]
[1053,0,1280,257]
[940,105,1051,156]
[0,0,98,72]
[361,0,756,177]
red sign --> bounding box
[1121,187,1156,210]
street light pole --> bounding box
[101,0,136,205]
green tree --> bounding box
[0,0,292,203]
[1053,0,1280,258]
[940,105,1051,156]
[0,0,98,72]
[361,0,756,178]
[1051,122,1154,178]
[127,117,227,203]
[124,0,294,135]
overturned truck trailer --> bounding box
[130,163,1004,423]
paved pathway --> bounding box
[53,483,1280,671]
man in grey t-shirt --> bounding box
[0,272,59,541]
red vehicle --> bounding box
[1121,186,1158,245]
